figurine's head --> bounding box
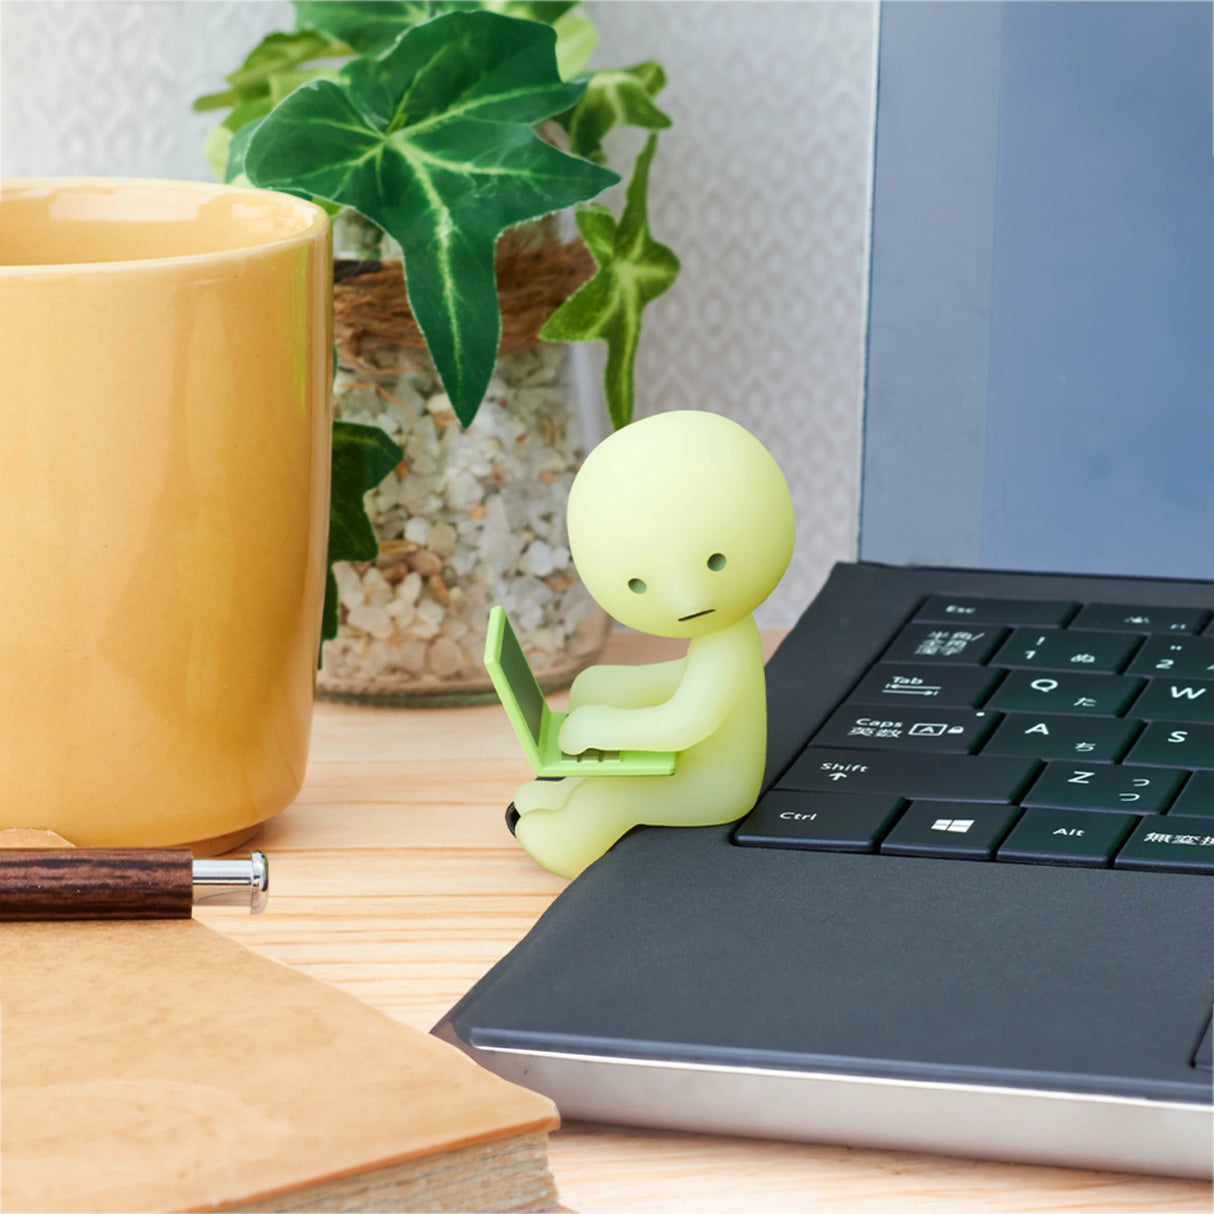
[567,411,795,639]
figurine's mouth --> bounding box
[678,608,715,622]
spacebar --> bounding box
[778,748,1039,803]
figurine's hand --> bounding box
[567,666,610,711]
[558,705,617,755]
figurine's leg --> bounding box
[513,777,650,880]
[513,776,584,814]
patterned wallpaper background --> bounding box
[0,0,878,627]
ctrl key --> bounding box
[733,791,904,853]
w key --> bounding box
[1131,678,1214,723]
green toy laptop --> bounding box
[484,606,677,777]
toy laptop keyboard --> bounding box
[735,591,1214,872]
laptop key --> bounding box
[813,705,997,753]
[997,807,1136,867]
[1125,721,1214,769]
[913,595,1077,627]
[848,663,1004,709]
[570,749,622,763]
[1165,771,1214,817]
[1022,762,1185,814]
[780,748,1038,803]
[980,713,1140,762]
[984,670,1142,717]
[882,623,1006,665]
[1129,677,1214,723]
[1071,603,1208,635]
[733,791,904,853]
[1114,818,1214,874]
[992,628,1143,674]
[1126,635,1214,679]
[880,801,1020,860]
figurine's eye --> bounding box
[707,553,727,572]
[628,577,648,594]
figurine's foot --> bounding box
[505,804,520,836]
[514,776,584,815]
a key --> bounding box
[980,714,1140,763]
[881,623,1007,666]
[992,628,1142,674]
[913,595,1077,628]
[1125,722,1214,770]
[984,670,1142,717]
[880,801,1021,860]
[1129,677,1214,723]
[779,748,1039,803]
[1022,762,1185,814]
[847,663,1004,709]
[1126,636,1214,679]
[732,791,904,853]
[1114,818,1214,874]
[1165,771,1214,818]
[813,705,997,754]
[997,807,1136,867]
[1071,603,1208,635]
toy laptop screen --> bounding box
[861,1,1214,581]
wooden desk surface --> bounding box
[199,632,1211,1213]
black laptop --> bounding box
[437,2,1214,1177]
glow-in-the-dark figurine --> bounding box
[509,410,795,879]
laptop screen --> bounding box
[496,611,547,744]
[861,1,1214,579]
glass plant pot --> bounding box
[317,222,611,705]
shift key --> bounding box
[779,747,1039,803]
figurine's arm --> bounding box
[559,640,744,754]
[568,658,687,710]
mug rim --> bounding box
[0,177,330,275]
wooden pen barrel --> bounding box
[0,850,194,920]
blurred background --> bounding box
[0,0,878,627]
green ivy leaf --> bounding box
[539,134,678,429]
[244,11,618,428]
[192,29,342,116]
[224,118,264,182]
[293,0,580,57]
[322,420,404,644]
[551,10,596,80]
[292,2,447,55]
[561,62,671,164]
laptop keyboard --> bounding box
[733,594,1214,873]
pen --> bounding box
[0,849,269,920]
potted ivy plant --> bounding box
[195,0,679,704]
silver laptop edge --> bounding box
[435,1025,1213,1179]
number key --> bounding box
[992,628,1143,673]
[1127,636,1214,679]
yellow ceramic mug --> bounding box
[0,179,332,852]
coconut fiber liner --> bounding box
[333,236,595,357]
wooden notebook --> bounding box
[0,855,559,1212]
